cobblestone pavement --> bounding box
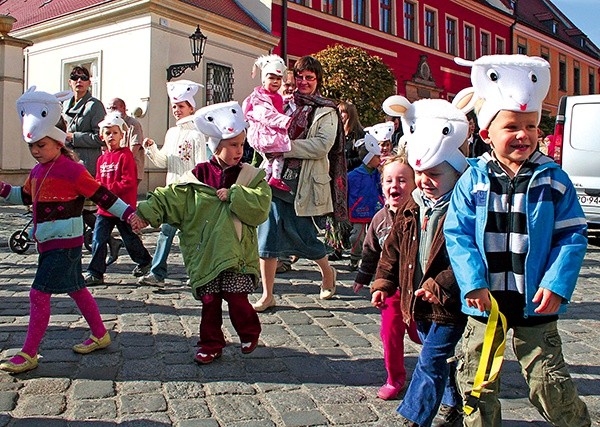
[0,203,599,426]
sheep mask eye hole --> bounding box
[231,108,237,114]
[207,116,214,122]
[487,69,499,82]
[20,110,25,117]
[41,110,48,118]
[442,123,454,136]
[529,72,538,83]
[409,125,415,134]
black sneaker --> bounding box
[432,404,463,427]
[328,250,343,261]
[84,273,104,286]
[132,264,151,277]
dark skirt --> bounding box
[32,247,86,294]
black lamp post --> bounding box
[166,25,208,81]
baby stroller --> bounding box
[9,210,93,254]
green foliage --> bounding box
[314,45,396,126]
[539,113,556,136]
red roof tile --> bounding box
[0,0,265,33]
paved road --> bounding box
[0,203,598,426]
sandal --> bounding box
[320,266,337,300]
[276,260,292,274]
[0,351,38,373]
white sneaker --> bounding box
[138,273,164,286]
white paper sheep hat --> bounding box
[16,86,73,144]
[354,133,382,165]
[193,101,248,153]
[364,121,395,142]
[98,112,127,132]
[382,95,468,172]
[166,79,204,109]
[453,54,551,129]
[252,54,286,83]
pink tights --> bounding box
[380,290,421,388]
[11,288,106,363]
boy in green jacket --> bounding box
[131,101,272,364]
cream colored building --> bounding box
[0,0,278,191]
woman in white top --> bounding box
[139,80,208,285]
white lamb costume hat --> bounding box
[354,133,382,165]
[98,112,128,133]
[193,101,248,153]
[252,54,286,84]
[364,121,395,142]
[166,79,204,109]
[453,54,550,129]
[382,95,468,172]
[16,86,73,144]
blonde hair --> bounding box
[380,152,413,182]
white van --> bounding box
[554,94,600,227]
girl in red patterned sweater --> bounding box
[0,87,135,373]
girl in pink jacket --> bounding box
[243,55,292,192]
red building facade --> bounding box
[271,0,513,101]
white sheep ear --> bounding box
[26,86,36,93]
[452,87,477,114]
[382,95,411,117]
[354,138,365,148]
[54,90,74,102]
[454,57,474,67]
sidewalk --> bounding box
[0,203,598,426]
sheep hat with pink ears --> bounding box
[166,79,204,109]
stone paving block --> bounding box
[243,358,287,374]
[288,324,328,337]
[10,418,68,427]
[12,394,66,417]
[118,413,173,425]
[204,381,256,396]
[68,399,117,420]
[120,393,167,415]
[307,385,368,404]
[321,402,379,424]
[0,391,17,411]
[276,312,313,325]
[70,379,115,399]
[265,390,317,413]
[280,409,328,427]
[206,394,272,424]
[170,398,212,419]
[178,419,220,427]
[163,381,205,399]
[20,377,70,395]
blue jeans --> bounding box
[150,223,177,280]
[398,321,464,426]
[88,215,151,277]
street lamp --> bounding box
[166,25,208,81]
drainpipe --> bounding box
[281,0,287,62]
[510,0,517,53]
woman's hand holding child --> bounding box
[371,290,388,309]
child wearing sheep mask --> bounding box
[371,96,470,427]
[243,54,292,192]
[445,54,590,426]
[130,102,272,365]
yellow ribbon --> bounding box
[463,292,507,416]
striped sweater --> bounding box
[0,154,134,253]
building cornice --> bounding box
[9,0,278,50]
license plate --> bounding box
[578,195,600,206]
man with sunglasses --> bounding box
[63,66,122,265]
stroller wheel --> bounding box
[9,231,30,254]
[84,228,93,252]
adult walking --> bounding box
[138,80,209,286]
[107,98,145,183]
[253,56,347,312]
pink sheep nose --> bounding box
[520,104,528,111]
[27,132,32,138]
[227,127,233,132]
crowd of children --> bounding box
[0,53,591,427]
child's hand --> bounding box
[465,288,491,312]
[352,282,364,293]
[415,288,441,305]
[142,138,154,148]
[128,213,149,233]
[216,188,229,201]
[371,290,388,309]
[532,288,562,314]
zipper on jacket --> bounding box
[505,178,515,292]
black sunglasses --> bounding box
[70,74,90,81]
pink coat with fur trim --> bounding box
[243,86,291,154]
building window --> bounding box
[552,20,558,34]
[353,0,367,25]
[540,46,550,63]
[464,25,475,60]
[446,17,457,55]
[322,0,338,15]
[496,37,505,54]
[62,55,101,98]
[289,0,308,4]
[559,56,567,91]
[517,36,527,55]
[404,1,416,42]
[590,69,597,94]
[380,0,392,33]
[206,63,234,105]
[480,31,490,56]
[425,9,437,49]
[574,62,581,95]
